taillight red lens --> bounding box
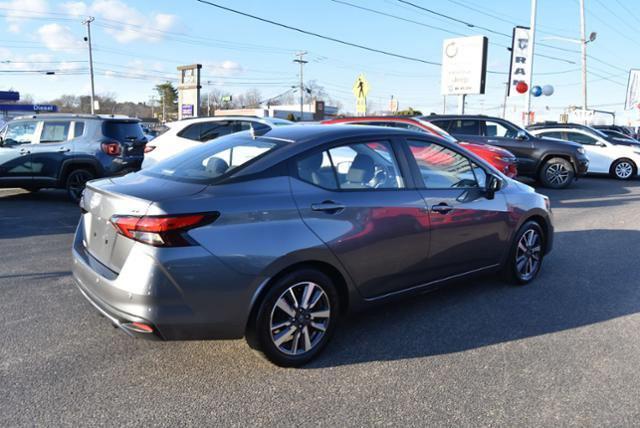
[144,145,156,153]
[101,142,121,156]
[110,213,218,246]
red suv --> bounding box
[322,116,518,178]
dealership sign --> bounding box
[625,69,640,110]
[441,35,488,96]
[508,26,533,96]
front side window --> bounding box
[296,141,404,190]
[4,121,38,145]
[537,131,563,140]
[484,120,518,138]
[406,139,481,189]
[146,135,282,182]
[40,121,71,143]
[565,132,598,145]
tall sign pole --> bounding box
[293,51,308,121]
[524,0,537,126]
[83,16,96,114]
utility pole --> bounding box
[579,0,588,122]
[82,16,96,114]
[524,0,537,127]
[293,51,308,121]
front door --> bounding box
[290,138,431,299]
[562,131,610,173]
[482,119,536,174]
[403,138,511,280]
[0,120,38,187]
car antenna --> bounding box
[249,123,256,140]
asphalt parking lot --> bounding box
[1,177,640,427]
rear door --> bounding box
[481,119,536,174]
[29,120,74,186]
[403,138,511,280]
[290,137,432,299]
[0,120,38,187]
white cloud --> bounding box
[36,23,82,52]
[207,60,244,77]
[0,0,48,32]
[60,0,178,43]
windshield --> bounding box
[144,133,283,183]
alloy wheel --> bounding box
[545,163,570,186]
[269,281,331,356]
[615,161,633,179]
[68,171,92,201]
[515,229,542,281]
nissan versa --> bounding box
[72,126,553,367]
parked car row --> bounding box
[2,112,636,367]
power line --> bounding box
[194,0,441,66]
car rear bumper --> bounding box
[71,221,260,341]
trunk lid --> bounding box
[80,172,207,272]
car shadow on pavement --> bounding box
[536,177,640,209]
[0,190,79,239]
[309,228,640,368]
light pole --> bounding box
[293,51,308,121]
[542,0,596,123]
[82,16,96,114]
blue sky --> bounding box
[0,0,637,122]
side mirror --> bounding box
[485,174,502,200]
[515,130,528,141]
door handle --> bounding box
[487,139,500,144]
[19,148,30,155]
[57,147,71,153]
[311,201,345,214]
[431,203,453,214]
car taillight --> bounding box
[101,141,121,156]
[144,145,156,153]
[110,213,219,247]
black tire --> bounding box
[247,269,339,367]
[539,157,574,189]
[503,220,545,285]
[65,168,94,202]
[610,158,636,180]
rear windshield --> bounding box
[144,133,284,183]
[102,121,145,141]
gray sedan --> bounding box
[72,125,553,366]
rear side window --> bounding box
[102,121,145,142]
[238,121,270,133]
[200,121,234,141]
[40,121,70,143]
[447,120,480,135]
[296,141,404,190]
[178,123,202,140]
[73,121,85,138]
[145,135,282,182]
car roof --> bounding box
[12,113,137,121]
[325,116,422,122]
[419,114,495,120]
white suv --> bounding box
[142,116,292,168]
[529,127,640,180]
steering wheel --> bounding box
[371,165,391,188]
